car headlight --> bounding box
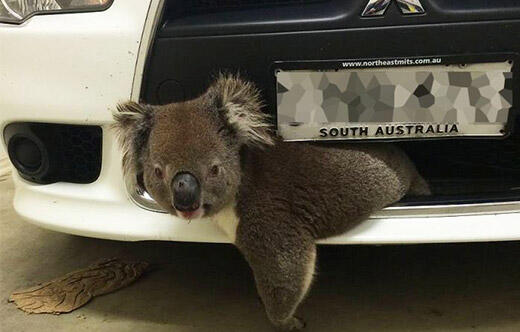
[0,0,113,24]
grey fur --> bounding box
[113,75,430,331]
[112,102,155,177]
[207,73,274,147]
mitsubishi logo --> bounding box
[362,0,425,16]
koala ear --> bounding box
[112,101,155,177]
[206,74,274,147]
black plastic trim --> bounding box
[3,123,102,184]
[160,0,520,37]
[144,20,520,106]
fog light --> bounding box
[7,135,46,175]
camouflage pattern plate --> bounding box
[276,61,513,141]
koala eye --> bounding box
[154,166,163,179]
[209,165,220,177]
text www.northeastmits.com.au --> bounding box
[341,57,442,68]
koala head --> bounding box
[113,75,273,220]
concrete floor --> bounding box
[2,157,520,331]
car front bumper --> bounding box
[11,161,520,244]
[2,0,520,244]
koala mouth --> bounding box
[176,206,204,220]
[176,203,212,220]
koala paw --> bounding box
[274,316,306,331]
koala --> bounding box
[113,74,430,331]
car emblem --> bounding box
[361,0,425,17]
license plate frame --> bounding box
[274,54,517,142]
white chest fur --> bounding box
[211,202,240,243]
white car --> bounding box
[1,0,519,244]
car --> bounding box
[1,0,519,244]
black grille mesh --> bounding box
[401,117,520,196]
[57,125,102,184]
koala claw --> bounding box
[274,316,306,331]
[293,316,307,330]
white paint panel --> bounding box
[0,0,152,126]
[12,173,520,244]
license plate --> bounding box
[276,58,514,141]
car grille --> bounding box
[401,117,520,200]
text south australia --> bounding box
[319,124,460,137]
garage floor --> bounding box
[2,157,520,332]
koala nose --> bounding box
[172,172,201,212]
